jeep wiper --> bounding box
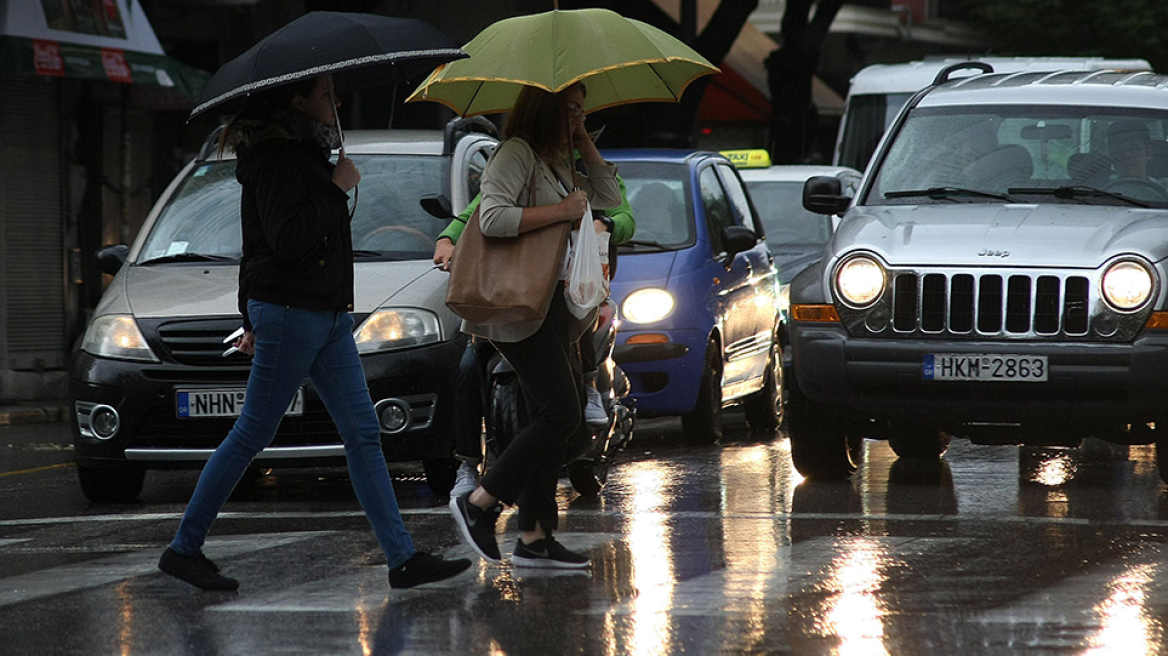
[138,253,234,265]
[621,238,670,251]
[352,250,382,258]
[1007,186,1150,208]
[884,187,1013,202]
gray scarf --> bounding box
[271,108,341,153]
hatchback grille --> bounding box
[154,318,249,366]
[891,272,1090,336]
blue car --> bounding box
[605,149,782,441]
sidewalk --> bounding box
[0,400,70,425]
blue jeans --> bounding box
[170,301,416,568]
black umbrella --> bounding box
[189,11,467,121]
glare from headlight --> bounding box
[82,315,159,362]
[354,308,441,353]
[1102,261,1153,311]
[622,288,675,324]
[835,256,885,307]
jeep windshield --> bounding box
[613,162,696,252]
[137,154,450,263]
[866,106,1168,209]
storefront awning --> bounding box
[0,0,208,102]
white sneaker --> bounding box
[450,461,479,498]
[584,386,608,427]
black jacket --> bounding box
[235,134,354,330]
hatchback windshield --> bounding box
[614,161,695,251]
[745,180,833,250]
[138,154,448,263]
[867,105,1168,208]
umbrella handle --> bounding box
[327,75,346,159]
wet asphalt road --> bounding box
[4,417,1168,655]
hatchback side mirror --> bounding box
[803,176,851,215]
[95,245,128,276]
[722,225,758,259]
[420,194,454,219]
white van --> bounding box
[833,57,1152,173]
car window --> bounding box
[611,161,695,250]
[138,154,450,263]
[745,180,832,249]
[717,164,755,230]
[867,105,1168,208]
[699,165,734,253]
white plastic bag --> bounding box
[565,202,608,318]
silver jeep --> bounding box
[790,64,1168,481]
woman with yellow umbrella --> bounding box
[409,7,718,568]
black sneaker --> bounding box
[158,547,239,591]
[388,552,473,589]
[511,536,591,569]
[449,493,502,562]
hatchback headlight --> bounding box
[82,315,159,362]
[835,255,885,307]
[622,288,675,324]
[1101,260,1153,311]
[354,308,441,353]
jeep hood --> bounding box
[835,204,1168,268]
[121,260,438,318]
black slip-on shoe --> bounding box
[158,547,239,591]
[389,552,473,589]
[510,536,591,569]
[449,493,502,562]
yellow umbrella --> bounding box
[406,8,719,116]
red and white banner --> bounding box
[32,39,64,77]
[101,48,132,83]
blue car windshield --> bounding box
[613,162,695,251]
[137,154,448,263]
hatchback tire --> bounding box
[743,344,784,433]
[682,337,723,444]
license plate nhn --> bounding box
[177,388,304,418]
[922,354,1047,382]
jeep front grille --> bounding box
[837,267,1151,342]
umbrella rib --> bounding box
[192,48,466,118]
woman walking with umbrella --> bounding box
[158,12,473,592]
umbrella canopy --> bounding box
[405,8,719,116]
[190,11,466,120]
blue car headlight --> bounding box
[622,288,675,324]
[354,308,441,354]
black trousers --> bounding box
[452,337,494,463]
[481,288,582,533]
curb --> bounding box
[0,402,70,426]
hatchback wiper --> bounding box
[1007,186,1150,208]
[620,238,670,251]
[138,253,234,265]
[884,187,1014,202]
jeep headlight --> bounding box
[354,308,441,353]
[82,314,159,362]
[622,288,675,324]
[1101,260,1153,311]
[835,255,885,307]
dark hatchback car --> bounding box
[70,122,497,501]
[605,149,783,442]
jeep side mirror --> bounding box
[722,225,758,259]
[95,245,128,275]
[803,176,851,216]
[420,194,454,219]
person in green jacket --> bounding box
[434,163,635,497]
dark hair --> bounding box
[502,82,585,158]
[218,76,320,153]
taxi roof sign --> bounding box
[721,149,771,169]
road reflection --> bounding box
[622,462,675,656]
[1086,563,1160,655]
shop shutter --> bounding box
[0,75,64,370]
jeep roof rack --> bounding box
[932,61,994,86]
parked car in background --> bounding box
[834,56,1152,173]
[70,119,498,502]
[605,149,782,442]
[792,63,1168,482]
